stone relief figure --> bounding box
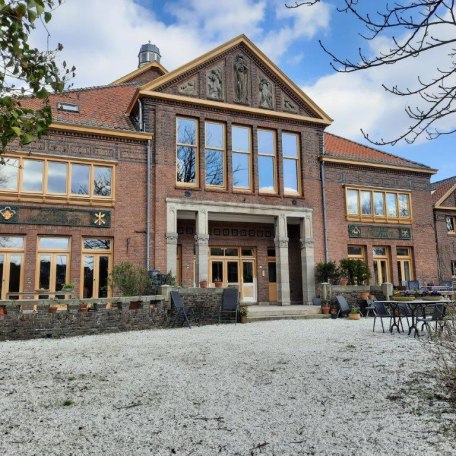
[284,98,298,113]
[178,78,197,96]
[206,67,223,100]
[234,55,249,103]
[258,76,273,109]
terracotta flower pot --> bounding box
[240,315,248,324]
[321,306,330,315]
[214,281,223,288]
[199,280,208,288]
[349,313,361,320]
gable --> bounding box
[136,35,331,124]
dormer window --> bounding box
[57,102,79,113]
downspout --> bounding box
[320,134,329,263]
[433,209,441,281]
[146,138,151,270]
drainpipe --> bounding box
[320,135,329,263]
[146,138,151,271]
[433,210,441,281]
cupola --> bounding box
[138,41,161,68]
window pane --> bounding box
[0,255,3,298]
[268,262,277,282]
[233,153,250,188]
[210,247,224,256]
[205,122,223,149]
[283,159,298,193]
[47,161,67,194]
[8,255,21,295]
[386,193,397,217]
[258,130,274,155]
[22,159,43,192]
[94,166,112,197]
[177,146,196,183]
[267,248,276,257]
[205,150,224,186]
[361,191,372,215]
[0,158,19,191]
[225,248,238,256]
[241,249,253,256]
[348,246,363,256]
[71,164,90,195]
[211,262,223,282]
[373,247,386,256]
[0,237,24,249]
[259,156,275,191]
[282,133,298,158]
[403,261,411,281]
[98,256,109,298]
[373,192,385,216]
[227,262,238,283]
[39,255,51,289]
[83,239,111,250]
[232,126,250,151]
[55,255,67,291]
[347,189,359,215]
[177,118,197,145]
[243,262,253,283]
[397,247,409,256]
[447,217,455,232]
[83,256,94,298]
[39,237,69,250]
[398,194,410,217]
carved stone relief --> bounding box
[206,66,223,100]
[178,77,197,96]
[233,55,249,104]
[283,98,298,113]
[258,75,273,109]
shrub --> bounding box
[339,258,371,285]
[315,261,340,284]
[110,262,150,296]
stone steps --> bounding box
[245,305,327,322]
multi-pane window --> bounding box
[347,245,365,260]
[0,155,113,201]
[446,216,455,233]
[232,125,251,190]
[346,188,411,222]
[397,247,414,284]
[282,132,300,194]
[0,236,24,300]
[82,239,112,298]
[258,129,276,193]
[176,117,198,186]
[205,122,225,188]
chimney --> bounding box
[138,41,161,68]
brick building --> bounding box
[0,35,439,304]
[431,177,456,281]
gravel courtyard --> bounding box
[0,318,454,456]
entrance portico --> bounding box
[165,198,315,305]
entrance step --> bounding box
[246,305,328,322]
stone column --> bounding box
[300,215,315,305]
[166,204,178,276]
[195,209,209,285]
[275,213,290,306]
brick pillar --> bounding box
[300,215,315,305]
[275,213,290,306]
[166,204,178,276]
[195,209,209,285]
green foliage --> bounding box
[240,306,248,317]
[110,262,150,296]
[0,1,75,151]
[315,261,340,284]
[339,259,371,285]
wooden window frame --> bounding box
[204,121,226,190]
[446,216,456,234]
[345,187,412,223]
[258,128,277,194]
[0,153,115,207]
[347,245,366,260]
[396,246,415,282]
[282,131,301,196]
[232,125,252,192]
[176,116,199,188]
[0,236,25,300]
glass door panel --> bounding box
[227,261,238,284]
[241,260,256,302]
[211,261,223,285]
[39,255,51,290]
[82,253,112,298]
[83,255,94,298]
[0,255,4,300]
[8,255,22,298]
[268,262,277,303]
[98,256,109,298]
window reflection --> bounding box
[177,118,197,184]
[282,133,299,194]
[22,159,43,192]
[0,237,24,249]
[232,126,250,151]
[39,237,70,250]
[71,164,90,195]
[232,126,251,189]
[361,191,371,215]
[94,166,112,197]
[347,190,359,215]
[47,161,67,194]
[374,192,385,216]
[83,239,111,250]
[258,130,275,192]
[386,193,397,217]
[0,158,19,191]
[205,122,225,187]
[398,194,409,217]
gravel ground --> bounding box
[0,318,455,456]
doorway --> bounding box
[0,236,24,300]
[81,239,112,298]
[373,246,391,285]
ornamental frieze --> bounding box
[348,224,411,240]
[0,206,111,228]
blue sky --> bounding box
[33,0,455,182]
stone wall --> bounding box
[321,285,386,307]
[0,288,225,341]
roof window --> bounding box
[57,102,79,113]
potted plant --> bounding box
[321,301,330,315]
[240,306,248,323]
[213,277,223,288]
[199,278,208,288]
[61,282,75,291]
[315,261,340,284]
[330,305,338,319]
[348,305,361,320]
[421,290,443,301]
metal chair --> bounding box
[372,302,392,333]
[407,280,421,291]
[335,295,351,318]
[312,297,321,306]
[396,302,412,332]
[417,304,446,335]
[219,288,239,324]
[439,280,453,290]
[170,291,199,329]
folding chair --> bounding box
[335,295,351,318]
[219,288,239,324]
[170,291,199,329]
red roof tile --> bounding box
[324,133,431,171]
[431,176,456,205]
[19,84,138,132]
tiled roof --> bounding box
[19,83,139,132]
[324,133,432,171]
[430,176,456,205]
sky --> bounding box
[31,0,455,182]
